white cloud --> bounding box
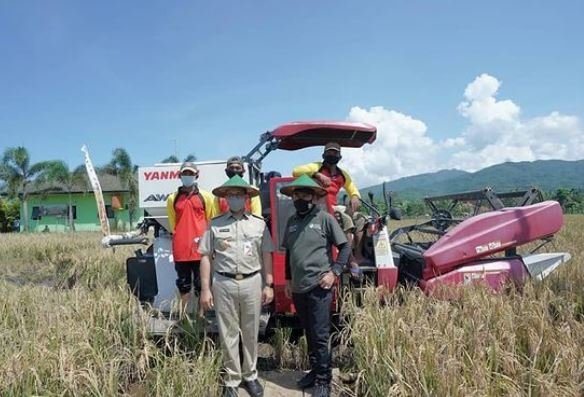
[463,73,501,101]
[344,74,584,187]
[342,106,439,186]
[442,137,465,148]
[450,75,583,171]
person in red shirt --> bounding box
[166,161,216,315]
[292,142,361,214]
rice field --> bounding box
[344,215,584,396]
[0,234,221,397]
[0,215,582,396]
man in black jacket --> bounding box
[281,175,351,397]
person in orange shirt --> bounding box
[292,142,361,214]
[166,161,216,314]
[293,143,367,267]
[216,156,262,217]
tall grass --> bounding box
[0,232,221,396]
[343,215,584,396]
[1,214,583,396]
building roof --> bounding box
[23,174,130,195]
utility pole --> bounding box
[172,139,178,160]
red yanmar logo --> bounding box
[143,170,180,181]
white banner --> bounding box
[81,145,110,236]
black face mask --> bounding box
[323,154,341,165]
[226,170,244,178]
[293,199,313,214]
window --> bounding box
[31,206,41,220]
[31,205,76,220]
[98,205,115,219]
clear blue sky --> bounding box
[1,1,582,183]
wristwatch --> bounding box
[331,264,343,277]
[265,283,274,288]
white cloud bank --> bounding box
[343,73,584,186]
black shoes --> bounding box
[296,370,317,389]
[242,379,264,397]
[312,383,331,397]
[222,386,238,397]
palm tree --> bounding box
[101,148,139,228]
[160,154,197,163]
[0,147,52,231]
[37,161,86,231]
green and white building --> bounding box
[21,175,139,232]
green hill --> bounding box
[362,159,584,200]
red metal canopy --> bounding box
[271,121,377,150]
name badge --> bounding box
[244,241,253,257]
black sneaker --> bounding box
[296,371,316,389]
[242,379,264,397]
[222,386,238,397]
[312,383,331,397]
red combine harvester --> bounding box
[93,121,571,334]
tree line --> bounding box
[0,146,195,232]
[1,146,582,232]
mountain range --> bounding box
[361,159,584,201]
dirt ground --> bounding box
[238,369,345,397]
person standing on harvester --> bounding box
[293,142,361,213]
[281,175,351,397]
[166,161,216,315]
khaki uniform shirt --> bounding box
[199,212,273,274]
[335,211,355,233]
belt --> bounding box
[215,270,260,280]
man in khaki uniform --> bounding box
[199,175,274,397]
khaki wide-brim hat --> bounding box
[280,175,327,197]
[212,175,260,197]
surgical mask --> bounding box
[227,196,246,212]
[323,154,341,165]
[181,175,197,187]
[226,170,244,178]
[293,199,313,214]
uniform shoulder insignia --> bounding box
[251,214,264,220]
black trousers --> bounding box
[293,285,333,384]
[174,260,201,294]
